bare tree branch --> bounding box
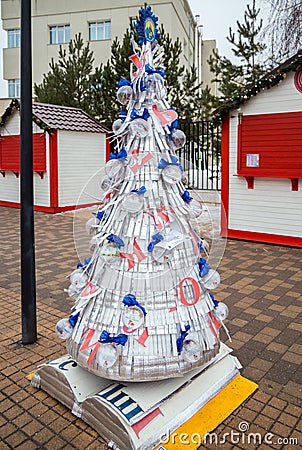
[261,0,302,63]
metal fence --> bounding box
[178,121,221,190]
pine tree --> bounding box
[208,0,267,102]
[34,34,94,114]
[157,24,184,111]
[90,29,134,126]
[35,26,206,124]
[92,24,204,125]
[154,25,209,121]
[227,0,266,84]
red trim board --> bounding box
[0,200,101,214]
[49,130,58,208]
[106,133,111,161]
[220,115,230,236]
[227,228,302,248]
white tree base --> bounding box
[30,344,245,450]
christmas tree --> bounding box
[55,6,229,382]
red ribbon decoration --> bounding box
[80,328,100,367]
[152,104,178,126]
[120,237,147,271]
[179,277,201,306]
[135,327,149,347]
[130,151,153,173]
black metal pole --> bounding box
[20,0,37,344]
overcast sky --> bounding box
[189,0,270,61]
[0,0,270,98]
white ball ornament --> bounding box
[129,118,150,138]
[183,339,202,363]
[122,192,144,213]
[181,172,188,185]
[99,177,112,191]
[214,302,229,321]
[112,118,124,134]
[70,269,88,290]
[105,159,125,182]
[85,217,99,235]
[55,318,73,340]
[89,235,98,252]
[100,242,120,264]
[66,284,78,298]
[122,306,145,333]
[116,85,133,105]
[146,72,164,93]
[162,164,183,184]
[152,246,174,263]
[96,344,118,368]
[201,269,221,290]
[168,129,186,150]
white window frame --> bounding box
[8,79,20,98]
[89,21,111,41]
[49,24,70,44]
[7,29,20,48]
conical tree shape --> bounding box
[56,6,228,381]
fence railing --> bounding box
[178,120,221,190]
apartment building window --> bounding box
[50,25,70,44]
[89,21,111,41]
[7,29,20,48]
[8,79,20,98]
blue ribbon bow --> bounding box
[181,190,193,203]
[198,257,210,277]
[99,330,128,346]
[119,110,127,122]
[198,240,205,251]
[117,79,132,89]
[109,147,127,160]
[145,64,166,77]
[93,211,106,221]
[122,294,147,316]
[210,293,219,308]
[68,312,80,328]
[131,186,146,195]
[169,116,179,131]
[130,108,150,121]
[147,232,164,252]
[139,78,146,92]
[158,155,183,171]
[77,257,92,271]
[177,324,191,354]
[107,234,124,248]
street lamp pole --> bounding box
[20,0,37,344]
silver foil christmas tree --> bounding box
[55,6,229,382]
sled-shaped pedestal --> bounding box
[30,344,257,450]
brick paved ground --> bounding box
[0,206,301,449]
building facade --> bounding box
[1,0,216,98]
[220,53,302,247]
[0,100,108,212]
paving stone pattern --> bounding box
[0,206,301,449]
